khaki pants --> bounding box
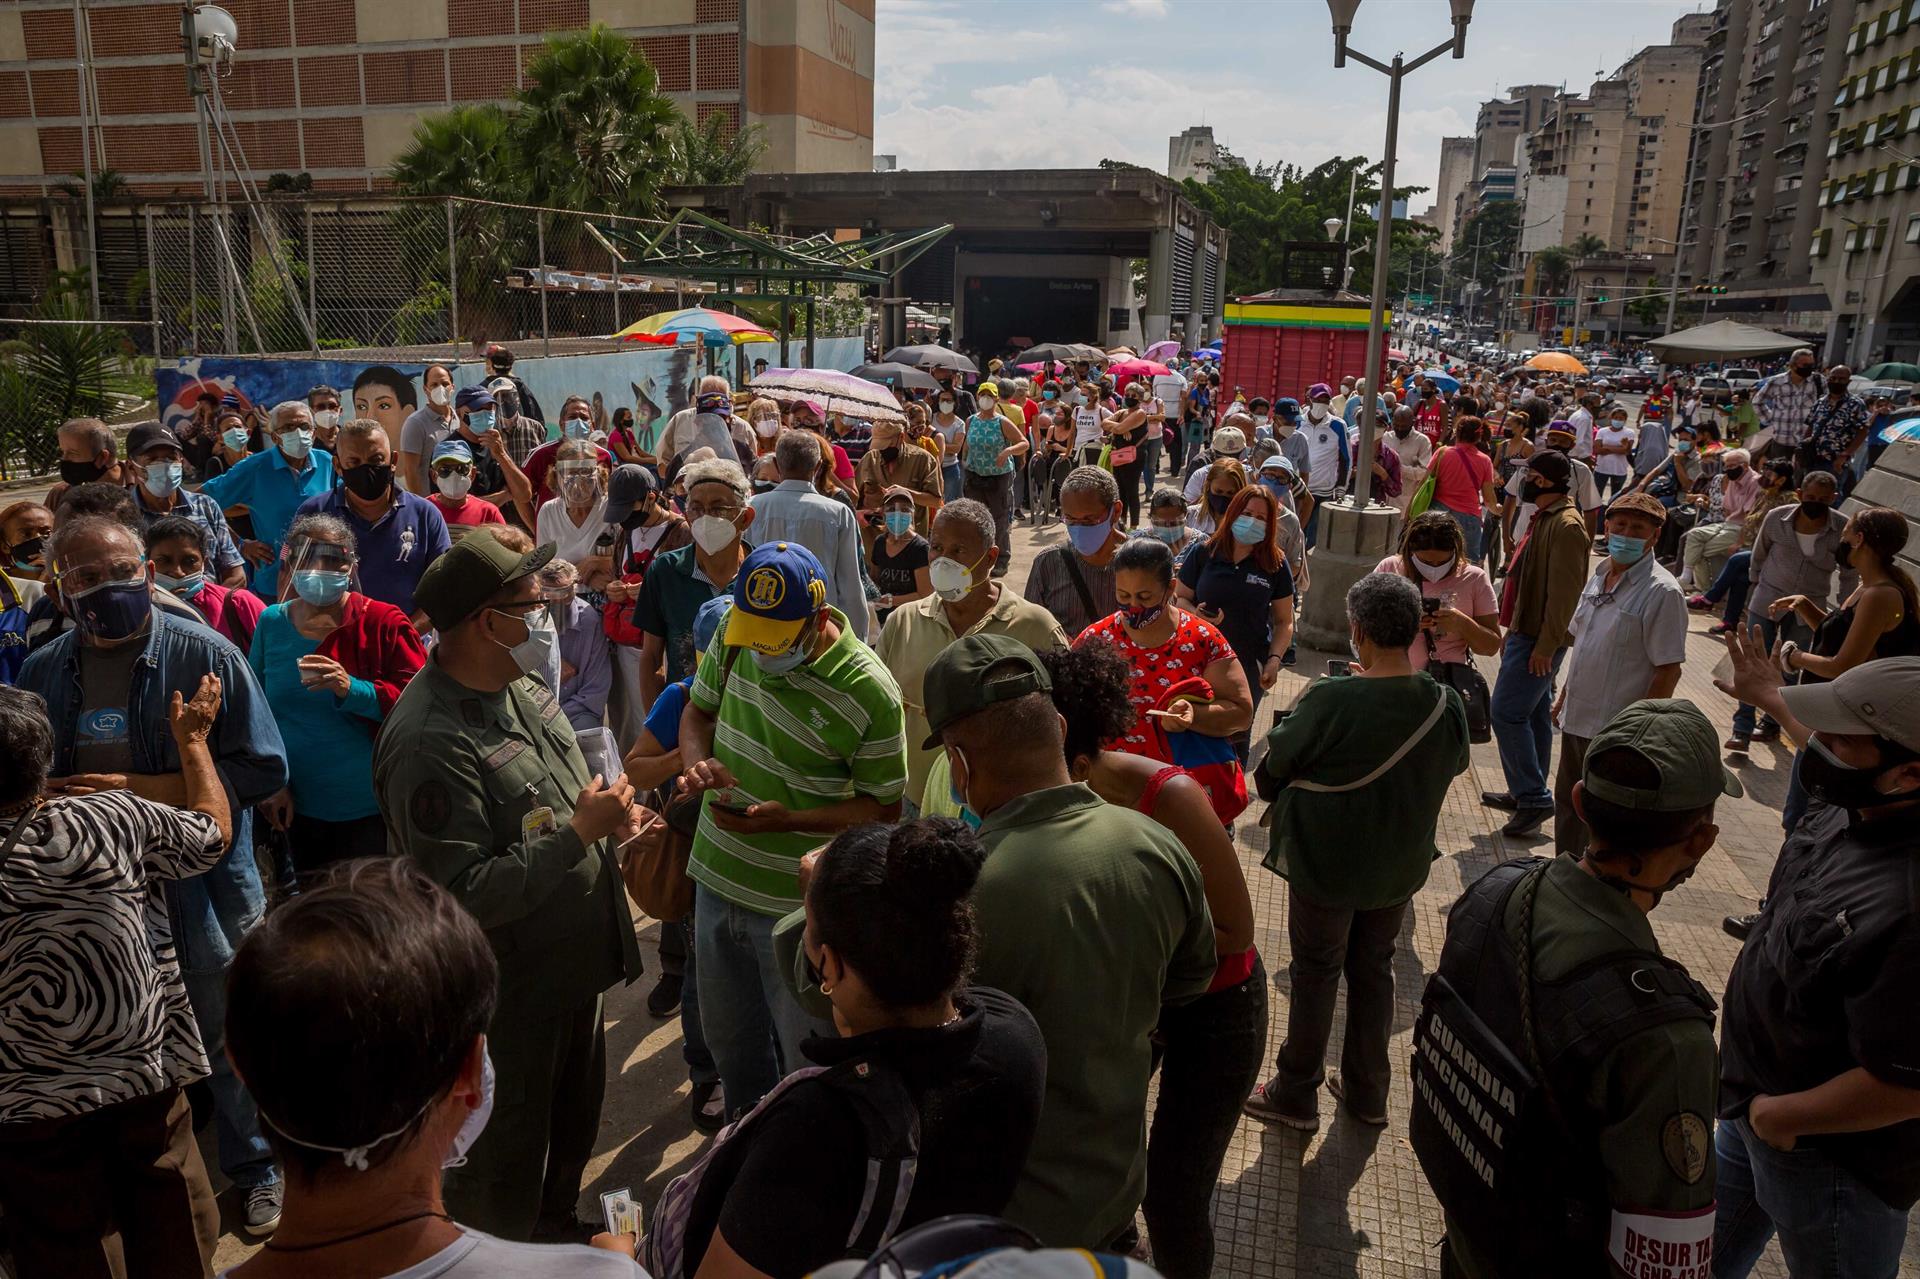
[0,1087,218,1279]
[1681,521,1741,589]
[1553,732,1592,860]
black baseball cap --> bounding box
[413,528,554,630]
[600,464,658,524]
[125,421,182,459]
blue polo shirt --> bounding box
[199,446,335,598]
[295,485,450,618]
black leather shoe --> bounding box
[645,973,683,1019]
[1480,790,1520,811]
[1500,806,1554,837]
[1723,912,1758,941]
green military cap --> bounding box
[1583,698,1743,810]
[414,527,554,631]
[920,632,1051,749]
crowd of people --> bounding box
[0,333,1917,1279]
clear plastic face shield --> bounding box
[280,535,359,606]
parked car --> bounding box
[1696,376,1734,405]
[1724,368,1762,392]
[1614,368,1654,392]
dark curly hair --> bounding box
[1037,641,1137,768]
[810,818,987,1007]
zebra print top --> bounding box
[0,790,226,1124]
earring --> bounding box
[820,983,834,996]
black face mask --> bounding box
[1801,736,1913,812]
[1835,542,1854,571]
[1207,493,1230,514]
[1520,480,1564,504]
[1799,499,1831,520]
[621,502,653,531]
[341,462,393,501]
[1828,381,1850,396]
[1724,467,1745,481]
[878,445,900,463]
[8,535,44,566]
[59,458,106,486]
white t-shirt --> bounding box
[220,1228,641,1278]
[1567,407,1596,460]
[537,497,613,566]
[1151,374,1186,418]
[1387,428,1433,471]
[1592,424,1635,477]
[1072,406,1105,450]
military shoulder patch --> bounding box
[1660,1112,1710,1185]
[411,780,453,835]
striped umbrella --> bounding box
[616,307,772,347]
[749,367,908,425]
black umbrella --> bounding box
[882,344,979,374]
[1012,342,1110,366]
[852,361,939,392]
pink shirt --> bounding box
[1720,468,1762,524]
[1372,556,1498,670]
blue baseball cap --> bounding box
[1274,397,1301,422]
[726,541,828,653]
[431,437,474,464]
[454,385,495,412]
[692,595,732,657]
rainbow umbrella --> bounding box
[616,306,772,347]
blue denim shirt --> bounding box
[18,608,289,975]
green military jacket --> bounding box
[375,657,641,1014]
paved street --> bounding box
[196,498,1920,1276]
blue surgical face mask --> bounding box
[563,417,592,441]
[1148,522,1184,544]
[948,746,982,828]
[278,428,314,460]
[153,568,207,598]
[141,461,184,499]
[1674,439,1693,453]
[883,510,913,536]
[1067,515,1113,557]
[753,622,814,676]
[1231,514,1266,545]
[1606,534,1649,565]
[293,568,351,606]
[221,427,249,451]
[466,410,495,434]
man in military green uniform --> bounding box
[376,528,643,1241]
[1411,699,1732,1279]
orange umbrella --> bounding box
[1526,351,1589,374]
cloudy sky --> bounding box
[873,0,1709,209]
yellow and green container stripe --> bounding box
[1222,301,1389,330]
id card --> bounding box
[522,805,557,841]
[600,1186,640,1236]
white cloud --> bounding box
[1103,0,1168,14]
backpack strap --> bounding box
[1060,550,1098,625]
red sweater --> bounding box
[313,592,428,716]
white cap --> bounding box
[1780,656,1920,753]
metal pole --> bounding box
[1342,167,1358,289]
[1353,54,1402,510]
[144,207,160,356]
[1663,182,1692,341]
[536,210,551,358]
[1572,283,1584,345]
[610,243,621,335]
[304,204,317,346]
[73,0,100,320]
[187,202,199,352]
[445,199,460,359]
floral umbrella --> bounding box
[749,367,908,425]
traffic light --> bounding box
[1592,294,1609,303]
[1692,283,1728,294]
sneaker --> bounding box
[1242,1078,1319,1132]
[1326,1072,1387,1126]
[1723,912,1758,940]
[1479,790,1520,811]
[646,973,683,1019]
[241,1181,283,1237]
[1500,806,1554,838]
[690,1080,727,1135]
[1724,734,1750,755]
[1282,644,1297,667]
[1688,594,1713,611]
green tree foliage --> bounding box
[1450,202,1523,293]
[1532,245,1573,297]
[514,25,677,216]
[1180,155,1435,299]
[1569,233,1608,258]
[0,273,124,476]
[668,113,770,186]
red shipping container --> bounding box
[1219,292,1388,406]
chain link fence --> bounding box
[0,195,743,361]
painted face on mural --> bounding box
[352,365,417,440]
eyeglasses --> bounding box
[431,462,473,477]
[684,499,742,519]
[57,557,144,593]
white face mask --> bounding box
[938,399,956,415]
[312,409,340,431]
[928,554,981,601]
[1308,405,1329,422]
[428,384,452,407]
[1413,556,1453,582]
[492,606,557,679]
[691,514,740,554]
[444,1044,495,1169]
[753,415,780,438]
[435,471,473,500]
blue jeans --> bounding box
[1732,616,1780,738]
[1142,434,1164,480]
[1712,1116,1910,1278]
[678,918,717,1087]
[693,884,833,1113]
[1303,498,1327,549]
[1705,550,1752,625]
[182,963,278,1189]
[1443,506,1484,562]
[1491,631,1565,809]
[942,461,963,502]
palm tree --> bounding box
[391,105,523,203]
[1533,245,1573,297]
[512,25,678,216]
[1568,233,1608,259]
[667,111,769,186]
[53,168,131,205]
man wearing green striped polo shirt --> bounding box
[680,540,908,1111]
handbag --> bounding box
[1109,444,1138,466]
[1407,446,1446,518]
[1431,660,1492,744]
[619,647,741,920]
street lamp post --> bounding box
[1328,0,1474,509]
[1297,0,1473,651]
